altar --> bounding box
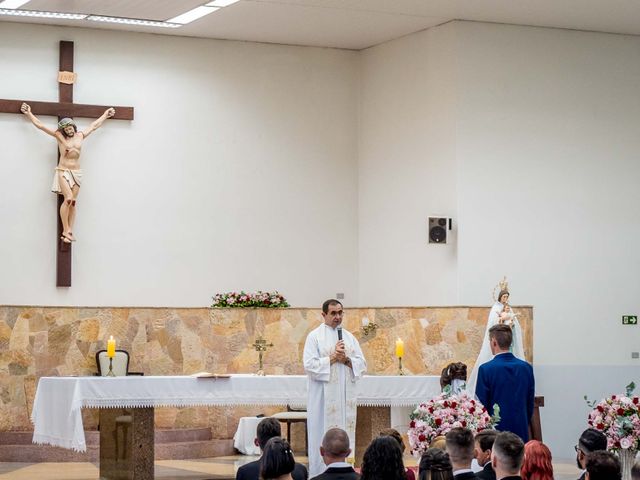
[32,374,441,479]
[0,304,535,473]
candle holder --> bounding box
[361,321,378,336]
[106,357,116,377]
[252,335,274,376]
[397,356,405,376]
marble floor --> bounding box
[0,455,581,480]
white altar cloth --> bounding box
[233,416,263,455]
[31,374,440,452]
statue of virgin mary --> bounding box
[467,279,525,396]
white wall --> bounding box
[359,20,640,459]
[358,22,459,306]
[0,23,359,307]
[455,21,640,367]
[453,21,640,458]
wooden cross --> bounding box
[0,41,134,287]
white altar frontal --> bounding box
[32,374,441,452]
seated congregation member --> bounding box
[574,428,607,480]
[360,436,407,480]
[445,427,477,480]
[311,428,359,480]
[419,448,454,480]
[475,324,534,442]
[260,437,297,480]
[520,440,553,480]
[473,430,497,480]
[380,428,416,480]
[430,436,447,451]
[584,451,621,480]
[236,417,308,480]
[490,432,525,480]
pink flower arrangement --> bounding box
[586,383,640,451]
[211,290,289,308]
[407,389,498,456]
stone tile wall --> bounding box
[0,306,532,436]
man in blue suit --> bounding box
[475,324,534,442]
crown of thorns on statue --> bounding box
[58,118,76,130]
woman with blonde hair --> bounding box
[429,436,447,451]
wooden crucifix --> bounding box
[0,41,134,287]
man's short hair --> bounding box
[475,429,498,452]
[257,417,281,450]
[489,324,513,350]
[631,460,640,480]
[322,299,343,314]
[445,427,475,463]
[585,450,621,480]
[578,428,608,453]
[322,428,351,457]
[492,432,525,473]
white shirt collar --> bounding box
[453,468,474,475]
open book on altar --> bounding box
[190,372,232,379]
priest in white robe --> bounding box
[303,299,367,477]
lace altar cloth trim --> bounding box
[31,374,440,452]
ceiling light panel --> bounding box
[0,0,31,8]
[0,7,86,18]
[25,0,205,21]
[206,0,240,7]
[87,15,180,28]
[168,5,219,25]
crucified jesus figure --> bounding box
[21,103,115,243]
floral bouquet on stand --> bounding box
[407,386,499,457]
[585,382,640,480]
[211,290,290,308]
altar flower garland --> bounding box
[211,291,290,308]
[585,382,640,451]
[407,387,499,456]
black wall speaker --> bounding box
[428,217,452,244]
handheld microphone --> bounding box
[337,326,343,341]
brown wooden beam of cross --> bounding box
[0,41,134,287]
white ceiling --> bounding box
[1,0,640,50]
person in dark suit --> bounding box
[236,417,308,480]
[490,432,524,480]
[310,428,359,480]
[474,430,497,480]
[575,429,607,480]
[475,324,535,442]
[445,428,478,480]
[584,451,621,480]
